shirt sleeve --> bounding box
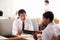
[12,20,18,35]
[42,31,49,40]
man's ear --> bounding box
[25,15,27,17]
[26,15,27,16]
[47,18,50,22]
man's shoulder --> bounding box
[25,18,32,23]
[13,19,19,23]
[43,23,54,32]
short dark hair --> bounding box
[43,11,54,22]
[18,9,26,16]
[0,11,3,16]
[45,0,49,4]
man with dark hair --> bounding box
[45,0,49,4]
[12,9,34,35]
[42,11,60,40]
[18,9,26,16]
[43,11,54,25]
[0,10,6,19]
[0,11,3,16]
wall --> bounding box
[0,0,60,20]
[0,0,13,19]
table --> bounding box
[0,34,34,40]
[0,34,42,40]
[0,35,27,40]
[0,36,7,39]
[16,34,35,40]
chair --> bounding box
[0,19,14,36]
[54,34,60,40]
[54,18,59,24]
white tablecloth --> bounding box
[0,36,7,40]
[17,34,35,40]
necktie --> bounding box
[22,21,25,31]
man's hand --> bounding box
[17,31,23,35]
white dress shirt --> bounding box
[42,22,60,40]
[12,18,34,35]
[44,5,50,12]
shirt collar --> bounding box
[18,18,27,23]
[48,22,54,26]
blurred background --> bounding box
[0,0,60,40]
[0,0,60,23]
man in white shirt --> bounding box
[12,9,34,35]
[44,0,49,12]
[42,11,60,40]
